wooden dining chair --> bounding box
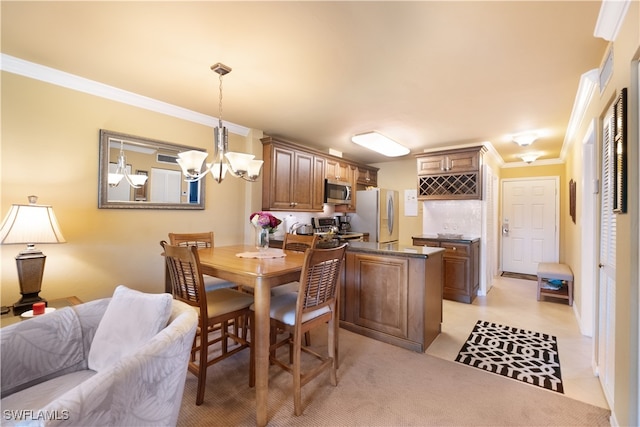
[253,243,347,416]
[161,241,254,406]
[271,233,319,296]
[168,232,238,292]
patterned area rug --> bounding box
[501,271,538,281]
[455,320,564,393]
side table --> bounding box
[0,296,82,328]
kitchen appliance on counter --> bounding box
[312,217,364,243]
[337,215,351,232]
[350,188,399,243]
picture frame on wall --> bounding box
[569,179,576,224]
[612,88,627,214]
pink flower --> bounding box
[250,212,282,232]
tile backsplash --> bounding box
[422,200,482,236]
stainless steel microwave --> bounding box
[324,179,352,204]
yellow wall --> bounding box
[1,72,262,304]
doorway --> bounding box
[501,177,559,275]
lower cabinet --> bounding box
[340,250,443,352]
[412,237,479,304]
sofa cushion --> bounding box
[88,285,172,372]
[0,370,96,423]
[1,306,84,397]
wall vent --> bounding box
[157,153,178,164]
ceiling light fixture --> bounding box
[520,154,540,164]
[108,141,149,188]
[351,131,410,157]
[512,132,538,146]
[176,63,263,183]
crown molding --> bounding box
[594,0,630,41]
[560,69,599,161]
[0,54,250,137]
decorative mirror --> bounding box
[98,129,206,209]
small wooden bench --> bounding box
[537,263,573,306]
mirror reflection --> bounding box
[98,130,206,209]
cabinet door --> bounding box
[326,159,350,181]
[442,255,470,299]
[357,167,378,187]
[417,155,447,175]
[269,146,296,210]
[350,253,409,339]
[291,151,314,210]
[312,156,326,210]
[265,145,314,210]
[447,151,479,173]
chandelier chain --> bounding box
[218,72,224,127]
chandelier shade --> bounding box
[109,141,149,188]
[176,63,263,184]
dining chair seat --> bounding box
[207,289,255,317]
[270,281,300,297]
[253,292,331,326]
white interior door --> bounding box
[501,178,558,275]
[150,168,182,203]
[597,103,616,407]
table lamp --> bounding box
[0,196,66,315]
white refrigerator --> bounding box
[350,188,399,243]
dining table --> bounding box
[196,244,306,427]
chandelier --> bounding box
[176,63,263,183]
[108,140,149,188]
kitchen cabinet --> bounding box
[261,136,379,212]
[326,159,352,182]
[261,137,323,211]
[357,166,378,187]
[416,146,486,200]
[340,244,444,352]
[412,236,480,304]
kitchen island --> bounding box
[341,242,444,352]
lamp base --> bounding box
[13,249,48,316]
[13,294,47,316]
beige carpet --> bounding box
[177,328,610,426]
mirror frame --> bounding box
[98,129,206,209]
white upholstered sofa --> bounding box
[0,286,198,426]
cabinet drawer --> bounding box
[412,238,440,248]
[441,242,470,257]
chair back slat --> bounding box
[298,244,347,313]
[169,232,214,249]
[162,241,206,313]
[282,233,319,253]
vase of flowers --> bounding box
[250,212,282,251]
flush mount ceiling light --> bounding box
[512,132,539,146]
[351,131,410,157]
[176,63,263,183]
[520,153,540,164]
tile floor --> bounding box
[425,275,609,409]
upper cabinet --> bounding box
[357,166,378,187]
[261,136,378,212]
[416,146,486,200]
[262,137,323,211]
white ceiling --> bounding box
[1,1,608,165]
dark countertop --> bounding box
[412,234,480,243]
[346,241,445,258]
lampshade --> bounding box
[520,154,540,164]
[0,199,66,248]
[0,196,66,315]
[351,131,410,157]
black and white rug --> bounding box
[455,320,564,393]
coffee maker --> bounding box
[337,215,351,233]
